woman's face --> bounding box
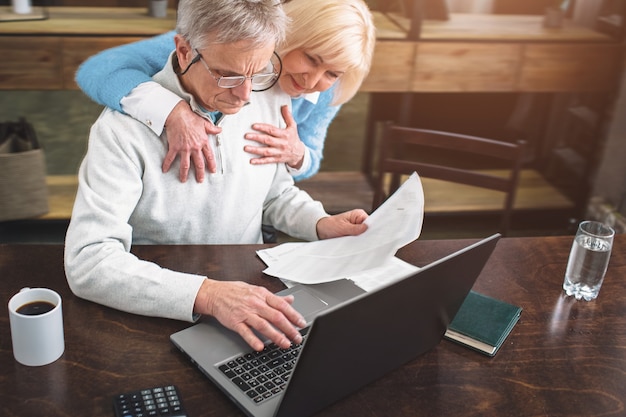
[278,48,344,97]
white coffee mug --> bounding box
[11,0,32,14]
[8,287,65,366]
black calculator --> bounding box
[113,385,187,417]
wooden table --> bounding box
[1,235,625,416]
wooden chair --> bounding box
[373,122,526,236]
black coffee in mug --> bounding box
[16,300,56,316]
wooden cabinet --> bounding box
[0,9,619,93]
[0,7,175,90]
[363,13,620,93]
[0,36,62,89]
[0,36,145,89]
[518,43,619,92]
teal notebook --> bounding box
[444,291,522,357]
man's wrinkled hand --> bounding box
[163,101,221,183]
[194,279,307,351]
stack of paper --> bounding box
[258,173,424,292]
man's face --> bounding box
[176,36,276,115]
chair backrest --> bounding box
[373,122,526,236]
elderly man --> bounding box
[64,0,367,352]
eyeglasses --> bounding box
[193,50,282,92]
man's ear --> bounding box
[174,34,194,70]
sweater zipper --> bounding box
[215,133,224,174]
[214,114,225,174]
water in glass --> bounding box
[563,234,611,301]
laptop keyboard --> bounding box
[217,327,309,404]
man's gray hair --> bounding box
[177,0,289,51]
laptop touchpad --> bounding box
[291,289,328,320]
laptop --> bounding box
[170,234,500,417]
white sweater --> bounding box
[64,54,328,322]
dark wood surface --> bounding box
[1,235,625,416]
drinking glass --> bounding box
[563,220,614,301]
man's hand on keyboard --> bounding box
[194,279,307,351]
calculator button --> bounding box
[113,385,187,417]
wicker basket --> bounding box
[0,120,49,222]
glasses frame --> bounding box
[192,49,282,92]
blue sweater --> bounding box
[75,31,341,181]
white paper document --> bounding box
[272,253,421,292]
[258,172,424,288]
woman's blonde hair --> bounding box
[279,0,376,105]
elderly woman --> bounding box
[75,0,376,182]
